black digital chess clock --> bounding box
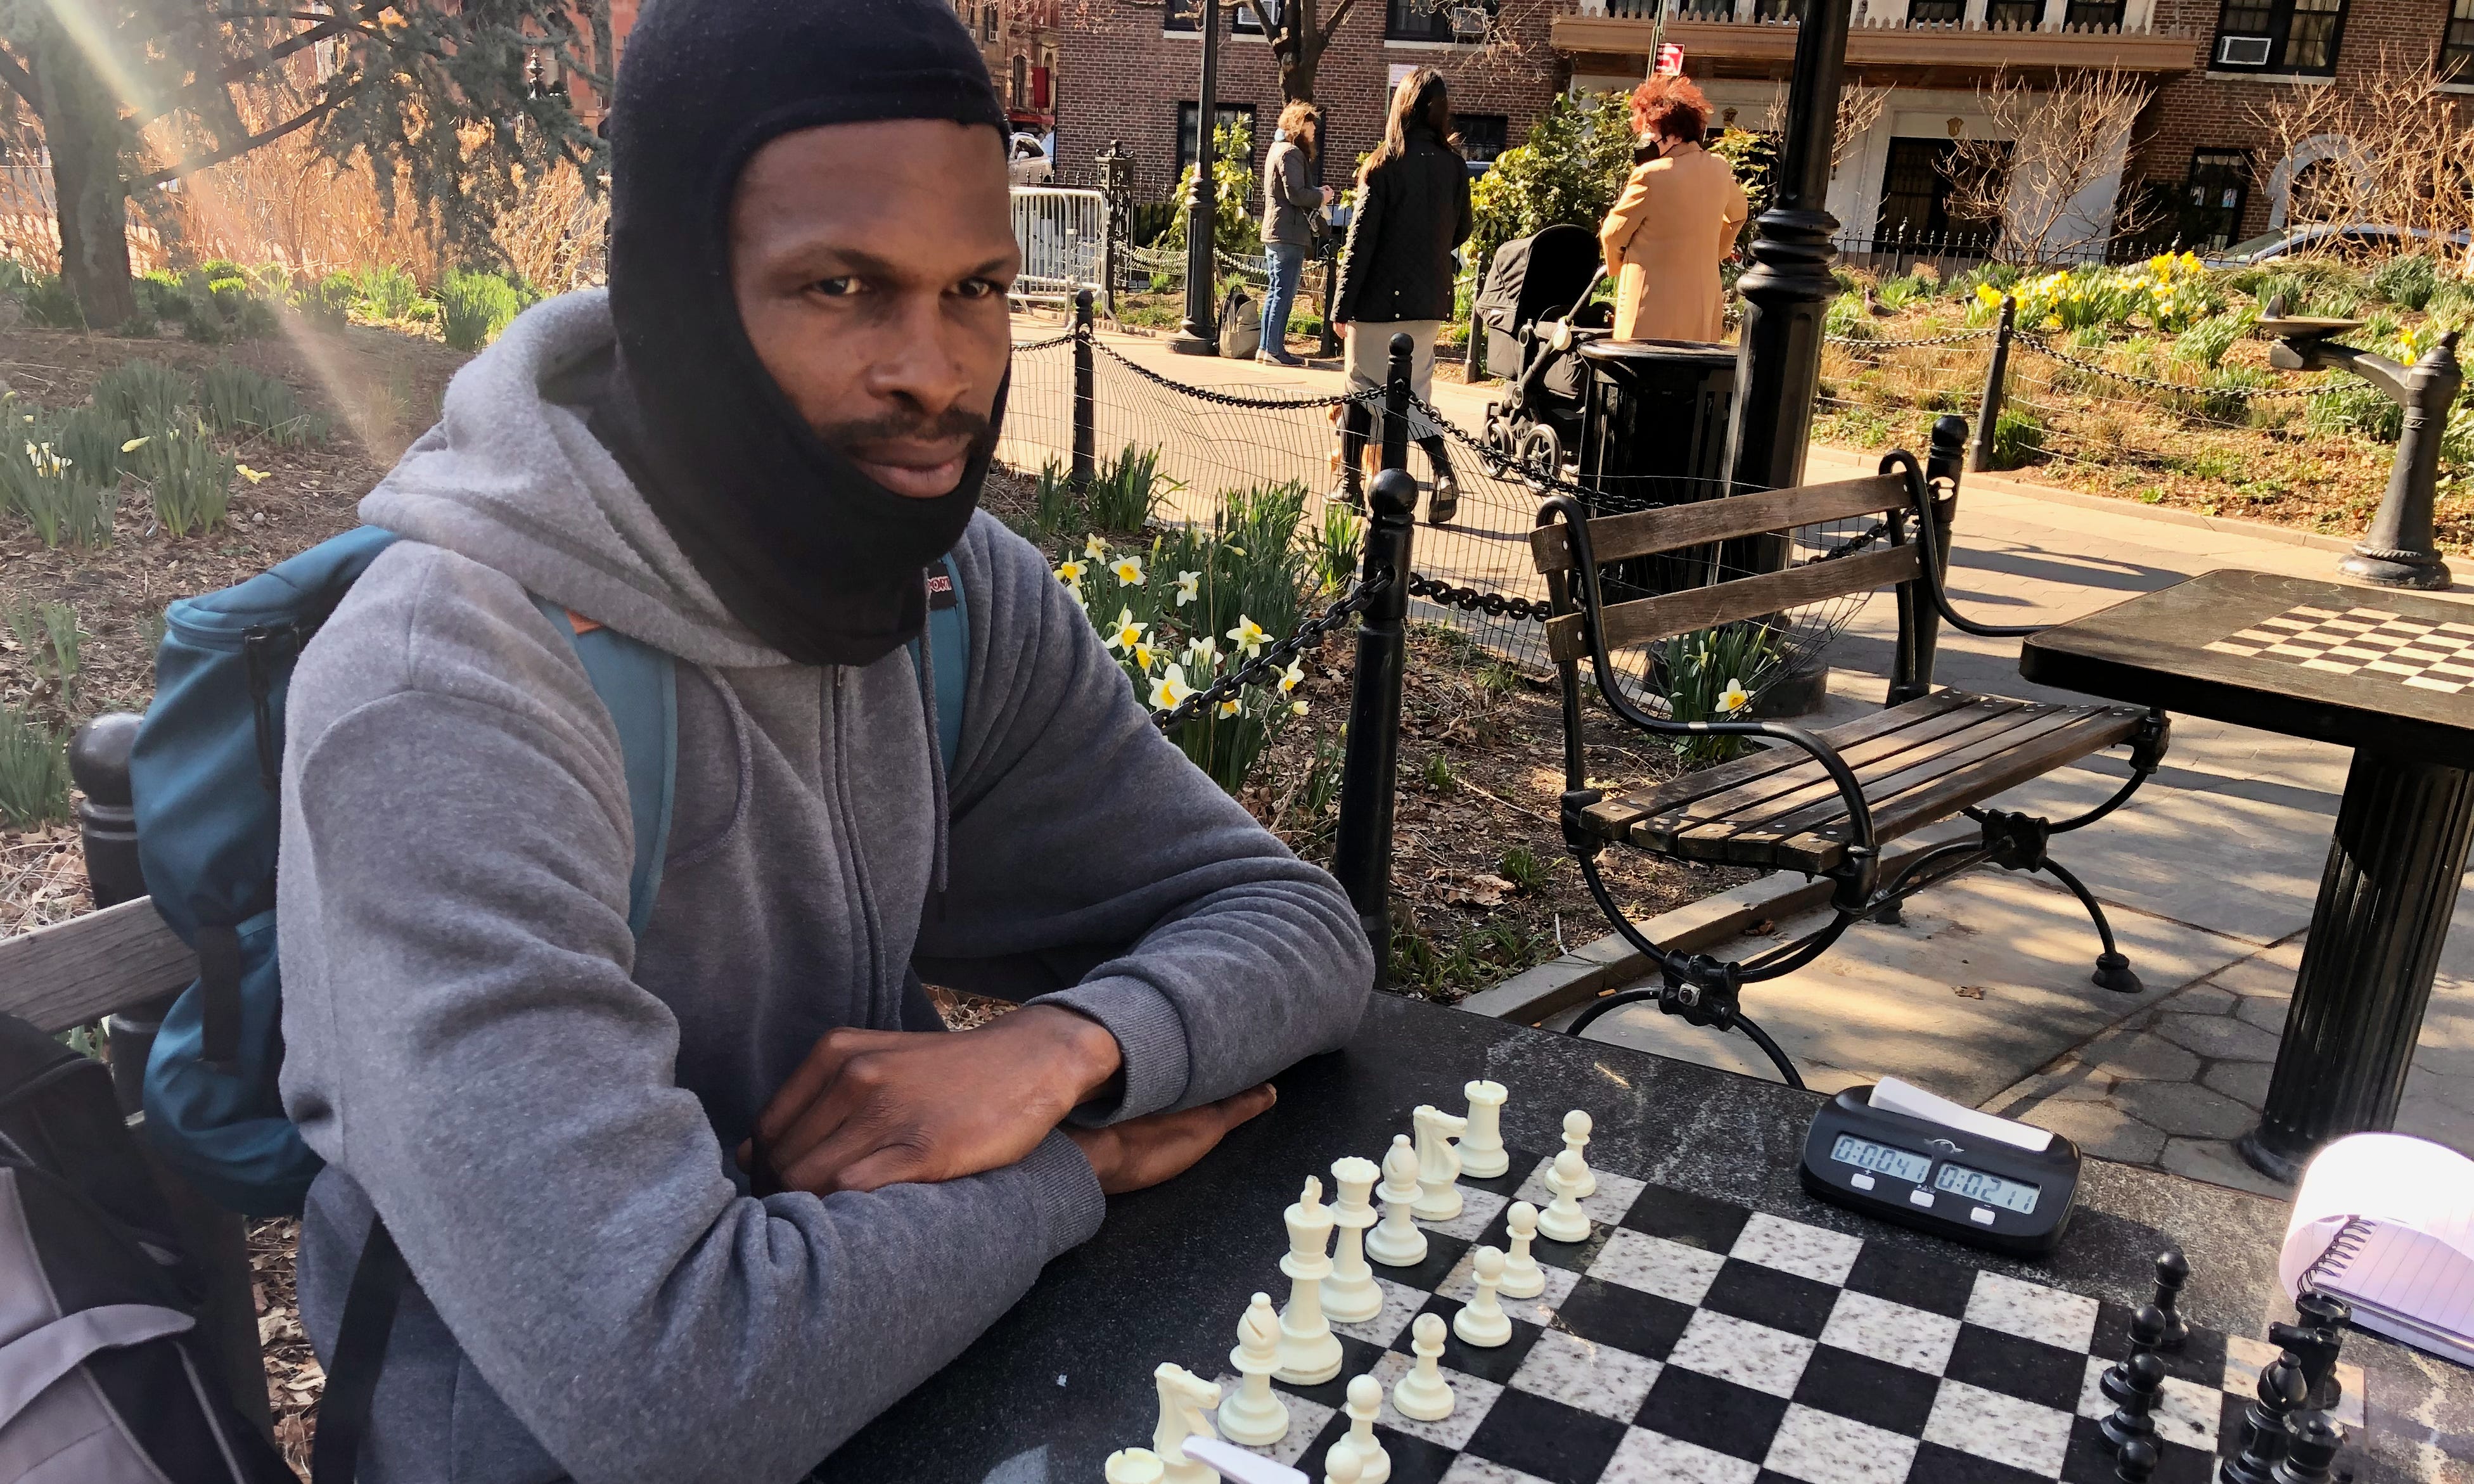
[1798,1084,2082,1257]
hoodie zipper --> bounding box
[827,668,889,1024]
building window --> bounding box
[1163,0,1200,29]
[1986,0,2041,25]
[1387,0,1496,42]
[2444,0,2474,78]
[1011,54,1028,108]
[1457,114,1509,173]
[1234,0,1272,32]
[2210,0,2346,74]
[2065,0,2125,24]
[1875,137,2006,249]
[2179,150,2250,248]
[1177,102,1258,171]
[1907,0,1962,19]
[983,5,998,42]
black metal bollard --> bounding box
[1380,331,1412,473]
[1331,467,1418,988]
[1967,297,2015,475]
[70,713,167,1116]
[1890,415,1967,705]
[1072,288,1096,489]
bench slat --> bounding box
[1546,545,1921,663]
[0,897,195,1035]
[1530,475,1910,572]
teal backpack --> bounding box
[127,527,969,1217]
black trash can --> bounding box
[1577,338,1738,599]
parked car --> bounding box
[2204,223,2470,267]
[1008,133,1053,186]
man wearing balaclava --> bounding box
[272,1,1373,1478]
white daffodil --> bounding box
[1226,615,1267,658]
[1291,699,1309,717]
[236,464,270,484]
[1279,661,1305,694]
[1148,663,1195,710]
[1186,636,1219,669]
[119,436,151,454]
[1717,677,1752,714]
[1104,607,1146,653]
[1083,534,1108,560]
[1054,558,1086,586]
[1175,570,1201,606]
[1216,696,1242,719]
[1112,554,1146,587]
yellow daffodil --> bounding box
[1290,699,1309,717]
[1132,641,1157,671]
[1216,696,1241,719]
[1225,545,1247,556]
[1975,283,2002,307]
[1054,558,1086,585]
[1103,607,1146,653]
[1227,615,1267,658]
[1148,663,1195,710]
[1083,534,1108,560]
[1279,661,1305,694]
[1175,570,1201,606]
[1717,677,1752,714]
[1112,554,1145,587]
[120,436,151,454]
[236,464,270,484]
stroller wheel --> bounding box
[1517,425,1562,486]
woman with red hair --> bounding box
[1598,75,1748,342]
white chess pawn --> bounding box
[1499,1201,1546,1300]
[1453,1245,1514,1347]
[1331,1374,1390,1484]
[1364,1134,1428,1268]
[1459,1080,1509,1179]
[1411,1104,1469,1222]
[1391,1312,1456,1421]
[1561,1110,1598,1199]
[1323,1156,1383,1324]
[1276,1176,1344,1385]
[1104,1447,1166,1484]
[1323,1442,1362,1484]
[1218,1293,1289,1446]
[1537,1149,1593,1243]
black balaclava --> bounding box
[601,0,1010,668]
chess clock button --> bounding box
[1970,1207,1996,1225]
[1850,1172,1875,1191]
[1908,1188,1935,1208]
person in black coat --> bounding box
[1330,67,1473,524]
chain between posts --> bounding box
[1010,331,1079,352]
[2014,333,2325,400]
[1403,573,1553,622]
[1823,327,2003,349]
[1094,338,1375,410]
[1150,571,1394,732]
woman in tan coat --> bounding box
[1598,75,1748,343]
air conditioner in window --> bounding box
[2217,34,2272,65]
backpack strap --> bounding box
[913,555,969,776]
[532,600,678,938]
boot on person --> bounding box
[1419,435,1459,525]
[1330,404,1371,511]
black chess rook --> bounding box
[2151,1248,2189,1352]
[2272,1416,2344,1484]
[2223,1355,2310,1484]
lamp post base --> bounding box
[1168,333,1217,357]
[2336,546,2452,591]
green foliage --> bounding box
[52,406,128,487]
[1949,262,2023,300]
[1874,272,1940,312]
[2189,364,2276,425]
[0,426,115,548]
[1824,293,1870,341]
[1388,916,1556,1001]
[1165,118,1258,262]
[1087,444,1172,532]
[1468,89,1637,267]
[1314,501,1363,593]
[1496,846,1549,893]
[352,265,425,322]
[2308,378,2403,442]
[125,421,237,538]
[439,269,531,351]
[0,705,69,829]
[3,599,82,710]
[1989,401,2046,467]
[1029,459,1079,541]
[196,363,322,445]
[95,359,192,434]
[1707,127,1777,224]
[1657,622,1782,765]
[23,274,84,329]
[2248,268,2362,319]
[135,271,193,328]
[2371,253,2441,311]
[293,271,360,332]
[1422,753,1455,791]
[2170,307,2255,369]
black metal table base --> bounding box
[2240,748,2474,1182]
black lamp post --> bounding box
[2266,309,2456,591]
[1169,0,1222,355]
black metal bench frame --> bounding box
[1534,432,2170,1087]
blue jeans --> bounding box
[1260,241,1307,356]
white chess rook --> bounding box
[1364,1134,1428,1268]
[1104,1448,1166,1484]
[1537,1149,1593,1243]
[1453,1245,1514,1347]
[1391,1312,1456,1421]
[1323,1156,1383,1324]
[1411,1104,1469,1222]
[1561,1110,1597,1199]
[1276,1176,1345,1385]
[1499,1201,1546,1300]
[1152,1364,1224,1484]
[1218,1292,1290,1447]
[1332,1374,1390,1484]
[1458,1080,1509,1179]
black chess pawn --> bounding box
[2222,1355,2309,1484]
[2151,1247,2190,1352]
[2114,1435,2159,1484]
[2271,1416,2344,1484]
[2101,1350,2165,1453]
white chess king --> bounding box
[1276,1176,1344,1385]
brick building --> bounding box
[1052,1,1570,201]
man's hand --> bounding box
[745,1006,1122,1195]
[1065,1084,1277,1194]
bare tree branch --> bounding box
[138,87,363,186]
[1939,68,2153,264]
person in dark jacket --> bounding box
[1259,100,1334,368]
[1330,67,1473,524]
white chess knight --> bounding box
[1453,1245,1514,1347]
[1561,1109,1597,1199]
[1331,1374,1390,1484]
[1499,1201,1547,1300]
[1537,1148,1593,1243]
[1218,1293,1289,1446]
[1391,1312,1456,1421]
[1276,1176,1345,1385]
[1103,1448,1165,1484]
[1323,1157,1383,1324]
[1151,1364,1222,1484]
[1458,1080,1509,1179]
[1365,1135,1428,1268]
[1411,1104,1469,1222]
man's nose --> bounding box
[862,293,974,414]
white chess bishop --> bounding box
[1411,1104,1468,1221]
[1364,1134,1428,1267]
[1458,1080,1509,1179]
[1276,1176,1345,1385]
[1217,1292,1289,1446]
[1323,1156,1383,1324]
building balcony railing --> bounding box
[1552,0,2200,72]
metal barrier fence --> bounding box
[1010,186,1107,304]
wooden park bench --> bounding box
[1530,420,2171,1084]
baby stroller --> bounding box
[1477,223,1612,482]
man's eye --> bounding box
[812,276,860,297]
[955,278,998,300]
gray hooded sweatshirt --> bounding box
[276,290,1372,1484]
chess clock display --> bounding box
[1799,1081,2082,1256]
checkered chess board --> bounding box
[1208,1149,2366,1484]
[2204,603,2474,694]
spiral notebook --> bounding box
[2278,1134,2474,1367]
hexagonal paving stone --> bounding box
[2017,1098,2167,1164]
[2114,1080,2259,1139]
[2159,1137,2291,1198]
[2163,986,2238,1016]
[2079,1028,2201,1084]
[2200,1060,2272,1109]
[2153,1013,2283,1062]
[2395,1091,2474,1158]
[2234,995,2295,1034]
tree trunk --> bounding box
[1275,0,1320,102]
[30,30,137,328]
